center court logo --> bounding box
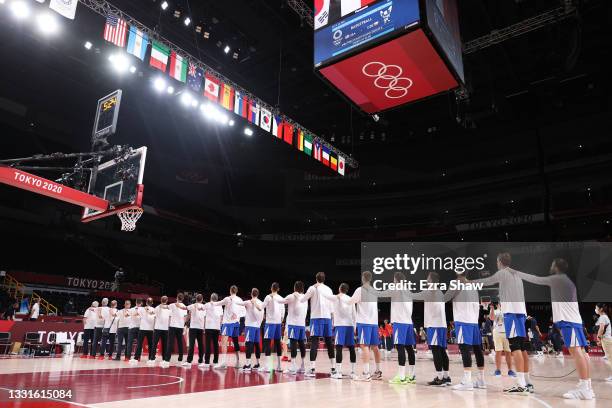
[362,62,413,99]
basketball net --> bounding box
[117,207,143,232]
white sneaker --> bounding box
[284,368,297,375]
[297,367,305,374]
[563,388,595,400]
[605,376,612,382]
[355,373,372,382]
[452,381,474,391]
[214,362,227,369]
[180,361,192,367]
[198,363,209,369]
[305,368,316,377]
[160,361,170,368]
[146,360,156,366]
[128,358,138,365]
[331,372,343,379]
[350,372,359,380]
[473,379,487,389]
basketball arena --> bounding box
[0,0,611,407]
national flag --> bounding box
[260,108,272,132]
[234,91,248,117]
[204,74,220,101]
[322,146,330,166]
[149,41,169,72]
[313,140,322,161]
[303,133,313,156]
[248,101,260,125]
[296,129,305,151]
[272,116,282,138]
[49,0,78,19]
[220,83,234,111]
[283,123,294,145]
[103,15,127,47]
[169,51,188,82]
[187,63,204,92]
[314,0,330,29]
[330,152,338,171]
[126,25,148,60]
[338,155,346,175]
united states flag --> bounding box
[103,15,127,47]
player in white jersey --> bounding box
[412,272,451,387]
[300,272,336,377]
[513,258,594,400]
[444,273,486,391]
[234,288,264,372]
[152,296,171,367]
[114,300,131,360]
[126,299,142,362]
[213,285,242,369]
[167,293,187,365]
[321,282,357,379]
[472,253,532,395]
[258,282,285,372]
[276,281,308,375]
[81,301,98,358]
[185,293,206,367]
[380,272,417,385]
[341,271,382,381]
[132,298,156,363]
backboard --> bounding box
[81,146,147,223]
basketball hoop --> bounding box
[117,207,143,232]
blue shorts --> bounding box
[356,323,379,345]
[310,318,333,337]
[264,323,282,340]
[334,326,355,346]
[392,323,416,345]
[504,313,527,339]
[426,327,447,348]
[558,321,588,347]
[221,322,240,337]
[287,325,306,341]
[455,322,482,346]
[244,326,260,343]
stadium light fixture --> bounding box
[84,41,93,50]
[129,65,137,74]
[161,1,169,11]
[166,85,174,94]
[180,92,193,106]
[36,12,59,35]
[224,45,231,54]
[108,53,129,73]
[10,1,30,19]
[154,77,166,92]
[184,17,191,26]
[244,127,253,136]
[228,119,235,126]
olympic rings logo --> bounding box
[362,62,413,99]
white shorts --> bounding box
[493,331,510,352]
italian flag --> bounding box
[150,41,169,72]
[169,52,187,82]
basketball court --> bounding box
[1,351,610,407]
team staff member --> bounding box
[132,298,156,364]
[153,296,171,368]
[92,298,109,358]
[126,299,142,361]
[106,300,119,359]
[81,301,98,358]
[185,294,206,367]
[203,293,224,367]
[114,300,131,360]
[168,293,188,364]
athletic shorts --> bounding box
[221,322,240,337]
[426,327,448,348]
[493,331,510,352]
[310,318,333,337]
[558,321,588,348]
[392,323,416,346]
[455,322,482,346]
[264,323,282,340]
[334,326,355,346]
[356,323,379,346]
[244,326,260,343]
[504,313,527,338]
[287,325,306,341]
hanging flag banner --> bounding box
[49,0,78,20]
[304,134,313,156]
[103,15,127,47]
[322,146,330,166]
[272,116,282,138]
[126,25,148,61]
[187,63,203,92]
[338,155,345,175]
[149,41,169,72]
[220,83,235,111]
[248,101,260,125]
[260,108,272,132]
[330,152,338,171]
[314,140,322,161]
[204,74,220,101]
[169,51,188,83]
[283,123,294,145]
[296,129,305,151]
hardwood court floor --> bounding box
[0,351,610,407]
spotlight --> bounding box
[191,99,199,108]
[180,92,193,106]
[184,17,191,26]
[154,77,166,92]
[371,114,380,122]
[244,127,253,136]
[224,45,231,54]
[10,1,30,19]
[108,53,129,73]
[129,65,137,74]
[161,1,169,11]
[228,119,235,126]
[84,41,93,50]
[37,12,59,35]
[166,85,174,94]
